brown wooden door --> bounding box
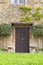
[15,28,29,53]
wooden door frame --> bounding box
[11,23,33,52]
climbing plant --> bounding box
[31,25,43,36]
[36,6,42,11]
[32,6,43,20]
[0,24,12,37]
[20,16,31,22]
[20,6,32,14]
[20,6,43,22]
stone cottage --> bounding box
[0,0,43,52]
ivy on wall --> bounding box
[20,6,31,14]
[20,6,43,22]
[20,16,31,22]
[0,24,12,37]
[32,7,43,20]
[31,25,43,36]
[20,6,43,36]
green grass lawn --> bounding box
[0,53,43,65]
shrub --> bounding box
[31,25,43,36]
[36,48,43,52]
[0,24,12,37]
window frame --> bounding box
[10,0,26,5]
[18,0,25,5]
[10,0,16,4]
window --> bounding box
[20,28,25,40]
[18,0,25,5]
[10,0,16,4]
[10,0,25,5]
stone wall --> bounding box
[0,0,43,11]
[29,29,43,48]
[27,0,43,7]
[0,0,9,11]
[0,0,43,52]
[0,0,43,23]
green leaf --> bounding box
[0,24,12,37]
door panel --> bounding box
[15,28,29,52]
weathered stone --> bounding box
[0,0,43,52]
